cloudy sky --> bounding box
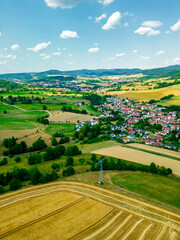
[0,0,180,73]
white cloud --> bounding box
[40,53,46,57]
[6,54,17,60]
[95,14,106,23]
[134,26,152,35]
[68,54,73,57]
[109,57,115,61]
[148,29,160,36]
[124,22,129,27]
[4,48,7,51]
[142,21,162,28]
[68,61,75,65]
[88,47,99,53]
[134,26,160,36]
[43,55,51,60]
[141,56,150,60]
[27,41,51,52]
[165,30,171,34]
[0,60,7,65]
[60,30,79,39]
[45,0,114,8]
[132,49,138,53]
[53,52,61,56]
[115,53,125,57]
[172,57,180,64]
[98,0,114,6]
[102,11,122,30]
[57,47,61,51]
[44,0,81,8]
[11,44,20,51]
[88,16,92,20]
[0,32,1,37]
[170,20,180,31]
[94,43,99,46]
[156,50,164,56]
[63,48,67,51]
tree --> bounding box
[51,137,58,146]
[66,157,74,166]
[149,162,157,173]
[51,163,60,171]
[32,138,47,151]
[0,185,5,194]
[30,167,41,185]
[28,154,42,165]
[66,145,81,156]
[9,178,22,191]
[91,154,97,161]
[43,105,47,110]
[15,157,21,163]
[0,158,8,166]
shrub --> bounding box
[9,178,22,191]
[66,145,81,156]
[0,158,8,166]
[0,185,5,194]
[28,154,42,165]
[51,163,60,171]
[15,157,21,163]
[66,157,74,166]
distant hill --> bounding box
[0,65,180,82]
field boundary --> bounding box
[123,144,180,161]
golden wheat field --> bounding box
[92,146,180,176]
[0,182,179,240]
[128,143,180,159]
[108,84,180,101]
[48,112,95,123]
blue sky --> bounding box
[0,0,180,73]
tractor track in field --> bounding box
[0,182,180,240]
[0,196,85,239]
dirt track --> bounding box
[0,182,179,240]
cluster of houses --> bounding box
[101,98,180,151]
[75,97,179,151]
[75,118,99,131]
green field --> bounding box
[46,123,75,137]
[112,172,180,208]
[0,119,36,130]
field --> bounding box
[49,112,95,123]
[129,143,180,159]
[92,145,180,176]
[0,182,179,240]
[108,84,180,102]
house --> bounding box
[156,136,163,141]
[145,139,152,145]
[155,142,162,147]
[123,137,129,143]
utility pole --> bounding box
[95,157,107,185]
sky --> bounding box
[0,0,180,73]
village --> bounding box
[75,97,180,152]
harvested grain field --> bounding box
[0,182,179,240]
[48,111,95,123]
[128,143,180,159]
[92,146,180,176]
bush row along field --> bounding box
[0,182,179,240]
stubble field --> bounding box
[92,146,180,176]
[0,182,179,240]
